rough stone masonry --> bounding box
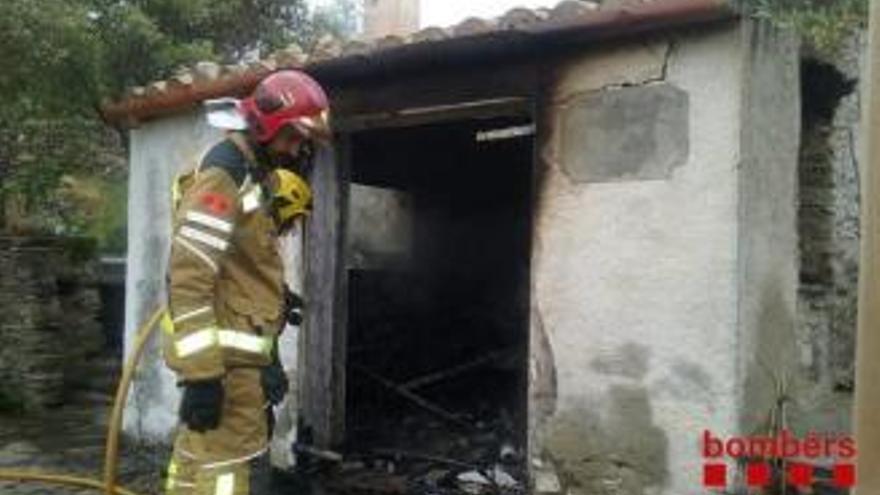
[0,236,103,411]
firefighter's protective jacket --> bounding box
[163,137,284,382]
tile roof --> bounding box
[101,0,733,125]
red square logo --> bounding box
[787,463,813,486]
[833,464,855,488]
[703,464,727,488]
[746,462,771,487]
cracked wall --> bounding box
[559,83,690,183]
[531,22,800,494]
[555,40,689,184]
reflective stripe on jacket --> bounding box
[163,137,284,381]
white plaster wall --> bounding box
[271,224,306,469]
[124,112,224,441]
[347,184,413,270]
[531,26,746,494]
[735,23,801,435]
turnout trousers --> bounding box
[165,368,268,495]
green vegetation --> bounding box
[739,0,868,55]
[0,0,358,253]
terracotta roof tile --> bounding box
[102,0,733,125]
[248,59,278,73]
[127,86,147,100]
[272,44,307,68]
[223,63,249,76]
[310,35,344,62]
[497,8,547,30]
[146,81,168,96]
[411,26,450,43]
[194,61,222,81]
[551,0,601,20]
[341,39,372,57]
[451,17,498,37]
[374,34,409,50]
[170,72,194,88]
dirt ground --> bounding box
[0,398,166,494]
[0,390,525,495]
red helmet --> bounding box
[240,70,330,143]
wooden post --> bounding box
[302,144,348,448]
[854,2,880,492]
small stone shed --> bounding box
[104,0,805,493]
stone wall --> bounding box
[792,34,863,434]
[0,237,102,410]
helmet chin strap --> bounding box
[228,130,315,189]
[263,140,315,177]
[291,141,316,177]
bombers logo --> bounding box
[701,430,856,489]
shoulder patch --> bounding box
[200,139,249,187]
[199,192,233,215]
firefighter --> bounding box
[162,70,330,495]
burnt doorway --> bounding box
[342,113,534,483]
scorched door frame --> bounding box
[301,97,535,450]
[302,140,350,448]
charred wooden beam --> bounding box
[351,364,473,429]
[400,348,517,391]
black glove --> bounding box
[179,379,224,432]
[283,286,304,327]
[261,346,289,407]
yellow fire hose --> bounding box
[0,307,165,495]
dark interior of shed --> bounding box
[341,114,534,488]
